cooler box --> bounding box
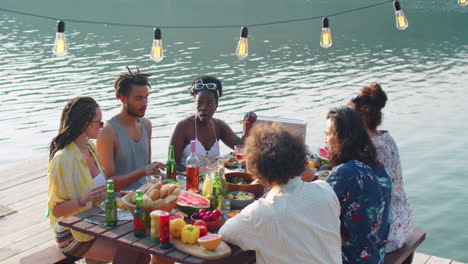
[254,116,307,142]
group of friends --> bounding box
[47,67,414,264]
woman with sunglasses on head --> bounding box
[324,106,391,264]
[47,97,117,262]
[170,75,256,170]
[348,83,414,253]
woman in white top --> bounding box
[170,75,256,170]
[219,123,342,264]
[348,82,414,253]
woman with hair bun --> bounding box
[348,83,414,253]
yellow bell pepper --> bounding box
[181,225,200,244]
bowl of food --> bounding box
[190,209,222,231]
[225,171,264,198]
[122,183,182,223]
[227,191,255,209]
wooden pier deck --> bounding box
[0,156,465,264]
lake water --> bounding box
[0,0,467,261]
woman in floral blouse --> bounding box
[348,83,414,252]
[325,106,391,264]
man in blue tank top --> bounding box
[97,66,165,191]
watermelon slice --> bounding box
[318,147,329,163]
[176,190,210,215]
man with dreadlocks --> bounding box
[97,66,165,191]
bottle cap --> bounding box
[190,140,196,152]
[107,179,113,183]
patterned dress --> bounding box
[372,132,414,252]
[327,160,391,264]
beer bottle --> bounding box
[166,145,176,180]
[133,190,146,237]
[105,179,117,227]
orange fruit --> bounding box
[198,234,222,251]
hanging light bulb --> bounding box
[150,27,163,63]
[458,0,468,6]
[53,20,67,56]
[393,1,409,30]
[236,26,248,58]
[320,17,332,48]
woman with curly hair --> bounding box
[48,97,117,262]
[325,106,391,264]
[219,123,342,264]
[348,83,413,253]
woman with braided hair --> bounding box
[47,97,117,262]
[348,83,414,253]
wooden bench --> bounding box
[384,227,426,264]
[19,245,82,264]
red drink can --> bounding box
[186,166,199,192]
[159,211,170,244]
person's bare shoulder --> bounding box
[142,117,152,130]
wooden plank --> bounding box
[0,228,54,262]
[0,239,56,264]
[131,236,158,252]
[0,218,50,248]
[426,256,452,264]
[384,227,426,264]
[7,191,48,211]
[450,261,467,264]
[413,252,432,264]
[0,177,48,206]
[101,221,134,239]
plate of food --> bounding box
[219,152,245,169]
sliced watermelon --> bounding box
[176,190,210,215]
[318,147,329,163]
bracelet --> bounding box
[76,196,86,207]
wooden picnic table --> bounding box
[58,206,255,264]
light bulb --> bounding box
[236,26,248,58]
[53,20,67,56]
[393,1,408,30]
[458,0,468,6]
[320,17,332,48]
[150,28,163,63]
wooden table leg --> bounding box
[113,245,150,264]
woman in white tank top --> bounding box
[170,75,257,170]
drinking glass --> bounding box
[146,174,162,185]
[234,145,245,171]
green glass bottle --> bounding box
[105,179,117,227]
[166,145,176,180]
[210,176,220,211]
[133,190,146,237]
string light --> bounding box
[393,1,408,30]
[53,20,67,57]
[150,28,163,62]
[458,0,468,6]
[320,17,332,48]
[0,1,416,59]
[236,26,249,58]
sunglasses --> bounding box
[192,82,217,91]
[191,81,219,97]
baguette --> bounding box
[171,188,182,197]
[153,199,165,208]
[160,188,171,199]
[164,194,177,205]
[147,189,160,201]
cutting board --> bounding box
[171,237,232,260]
